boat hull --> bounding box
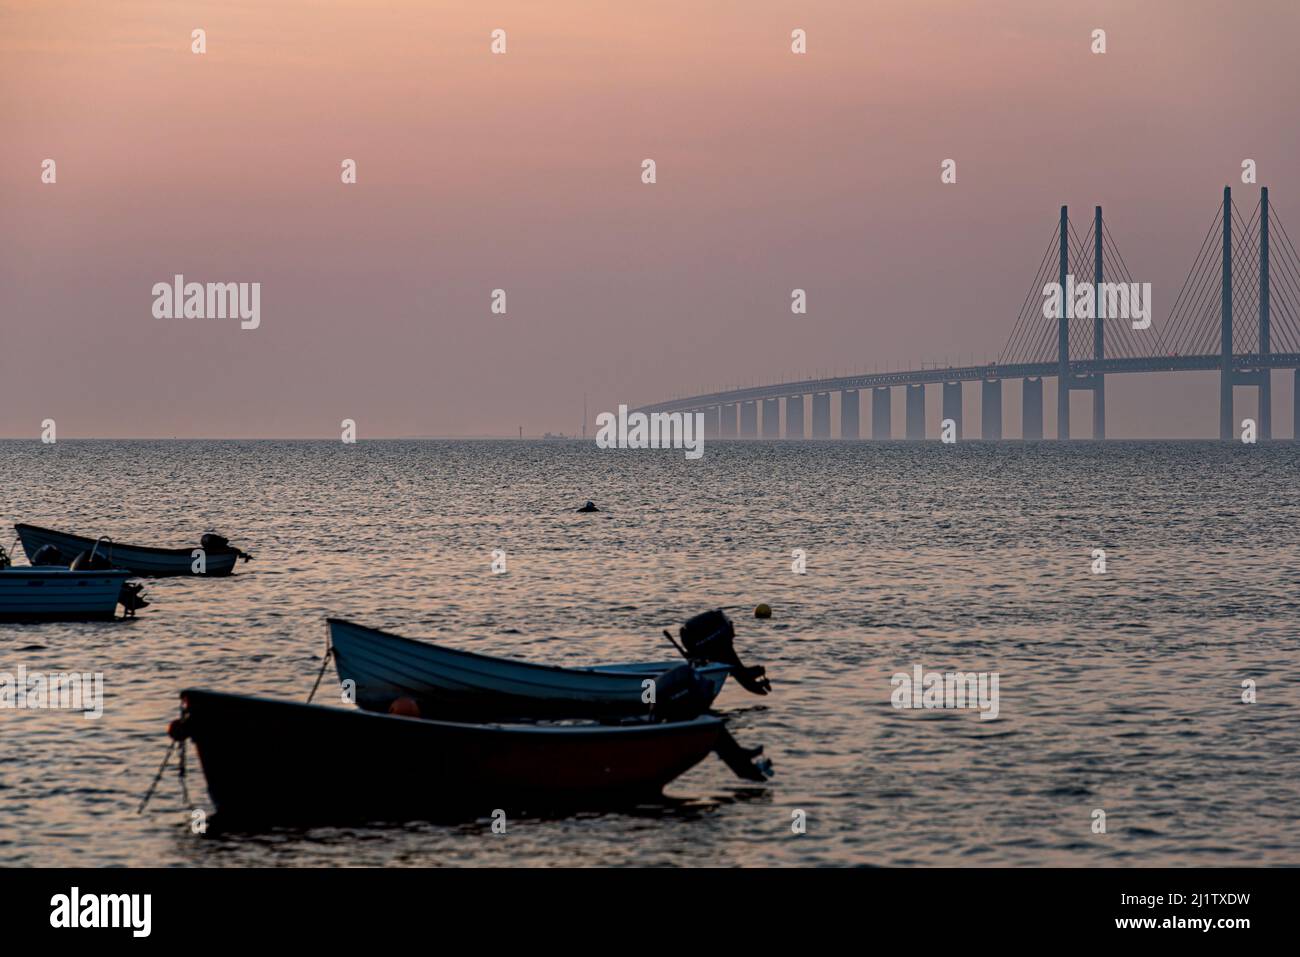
[328,618,731,720]
[0,568,131,621]
[180,689,723,824]
[15,524,239,577]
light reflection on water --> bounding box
[1,439,1298,865]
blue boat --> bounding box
[15,523,249,577]
[0,566,136,621]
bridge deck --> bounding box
[636,353,1300,414]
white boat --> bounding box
[0,567,136,621]
[328,618,734,720]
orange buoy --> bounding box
[388,696,421,718]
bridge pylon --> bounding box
[1093,205,1106,439]
[1053,205,1106,440]
[1260,187,1271,440]
[1058,206,1070,439]
[1221,186,1234,441]
[1216,185,1277,441]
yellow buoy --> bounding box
[754,603,772,619]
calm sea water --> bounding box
[1,439,1298,867]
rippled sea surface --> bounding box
[1,439,1298,867]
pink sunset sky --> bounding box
[2,0,1298,438]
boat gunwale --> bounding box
[15,523,238,560]
[0,567,133,579]
[327,618,731,682]
[181,687,724,737]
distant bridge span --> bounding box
[637,353,1300,413]
[636,188,1300,440]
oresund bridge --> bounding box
[637,187,1300,441]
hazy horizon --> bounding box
[4,0,1299,439]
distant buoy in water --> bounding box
[754,603,772,619]
[577,500,600,512]
[388,697,420,717]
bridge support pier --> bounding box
[1061,375,1103,439]
[762,399,780,437]
[1023,378,1043,440]
[905,385,925,440]
[872,387,891,440]
[785,396,804,438]
[702,406,720,439]
[720,403,737,438]
[981,380,1002,440]
[1220,384,1234,441]
[740,401,757,437]
[942,382,962,441]
[840,390,859,439]
[812,393,831,438]
[1260,376,1273,442]
[1229,369,1269,440]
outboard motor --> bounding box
[30,543,67,567]
[118,582,150,617]
[200,532,230,552]
[649,650,774,780]
[676,609,771,695]
[649,663,715,722]
[200,532,251,562]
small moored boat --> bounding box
[0,566,137,621]
[171,688,728,823]
[15,524,250,577]
[328,616,753,720]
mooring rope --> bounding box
[177,738,190,807]
[306,635,334,704]
[137,740,177,814]
[138,706,192,814]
